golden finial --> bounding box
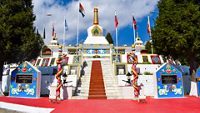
[93,7,99,25]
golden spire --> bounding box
[93,8,99,25]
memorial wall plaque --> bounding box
[50,58,55,66]
[16,75,32,84]
[142,56,149,63]
[36,59,41,66]
[161,75,177,84]
[116,65,126,75]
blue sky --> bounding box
[33,0,159,46]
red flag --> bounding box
[115,12,118,28]
[79,3,85,17]
[147,16,151,33]
[147,24,151,33]
[132,16,137,30]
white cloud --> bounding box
[33,0,159,45]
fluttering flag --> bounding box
[79,3,85,17]
[132,16,137,30]
[115,11,118,28]
[147,16,151,33]
[52,25,55,36]
[65,19,68,31]
[43,28,45,39]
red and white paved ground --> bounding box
[0,96,200,113]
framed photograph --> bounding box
[142,56,149,63]
[73,56,80,63]
[151,55,161,64]
[112,55,121,63]
[41,58,50,67]
[35,59,41,66]
[50,58,56,66]
[116,65,126,75]
[62,57,69,65]
[70,66,78,75]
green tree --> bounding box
[152,0,200,73]
[145,41,153,54]
[0,0,44,80]
[105,32,114,44]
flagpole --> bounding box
[116,27,118,54]
[148,16,153,54]
[133,24,135,44]
[63,18,65,46]
[76,1,80,55]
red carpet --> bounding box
[88,61,107,99]
[0,96,200,113]
[0,96,56,108]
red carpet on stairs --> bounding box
[88,60,107,99]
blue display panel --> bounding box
[9,62,40,98]
[86,49,108,54]
[196,67,200,96]
[196,67,200,78]
[156,63,184,98]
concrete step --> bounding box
[88,95,107,99]
[71,96,88,99]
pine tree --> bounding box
[145,41,152,54]
[0,0,44,80]
[152,0,200,73]
[105,32,114,44]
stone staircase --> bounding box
[101,60,122,99]
[72,60,92,99]
[73,59,122,99]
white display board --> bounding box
[49,86,73,100]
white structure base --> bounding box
[2,76,10,93]
[120,86,134,99]
[117,75,154,97]
[189,81,198,97]
[0,82,4,96]
[49,86,72,100]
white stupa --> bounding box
[134,35,145,55]
[84,8,109,45]
[50,33,59,46]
